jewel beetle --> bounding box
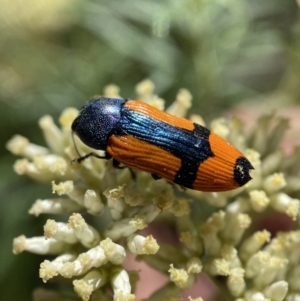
[71,97,253,192]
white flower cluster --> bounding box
[7,80,300,301]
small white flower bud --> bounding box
[244,290,266,301]
[28,198,82,216]
[73,270,108,301]
[253,256,288,287]
[14,159,67,183]
[264,231,300,262]
[100,238,126,265]
[263,173,286,193]
[203,192,228,207]
[245,149,261,170]
[35,155,71,177]
[180,231,204,254]
[226,197,251,214]
[58,107,79,130]
[133,203,161,225]
[240,230,271,261]
[264,281,288,301]
[68,213,100,248]
[190,114,206,126]
[39,115,64,155]
[14,155,74,182]
[199,227,222,256]
[171,198,191,216]
[103,84,121,98]
[111,269,135,301]
[6,135,49,159]
[199,212,225,256]
[84,189,104,215]
[271,193,300,221]
[59,245,107,278]
[136,79,155,97]
[186,257,202,274]
[127,234,160,255]
[13,235,68,255]
[123,187,145,206]
[221,212,251,246]
[210,118,229,139]
[104,185,126,220]
[105,218,137,240]
[249,190,270,212]
[44,219,78,243]
[201,210,225,231]
[208,258,230,276]
[227,267,245,297]
[221,245,241,269]
[245,251,270,278]
[166,88,192,117]
[226,118,246,151]
[151,180,174,210]
[52,180,74,195]
[40,253,76,282]
[288,266,300,291]
[169,264,189,288]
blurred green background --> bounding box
[1,0,299,300]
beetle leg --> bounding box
[72,152,111,164]
[112,159,136,180]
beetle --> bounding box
[71,97,253,192]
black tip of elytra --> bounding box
[234,156,254,187]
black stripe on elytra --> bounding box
[234,156,253,186]
[173,123,214,187]
[113,106,214,187]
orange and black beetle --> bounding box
[72,97,253,192]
